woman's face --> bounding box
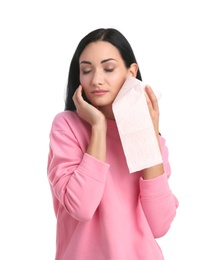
[79,41,137,117]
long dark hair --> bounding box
[65,28,142,111]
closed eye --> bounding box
[104,68,114,72]
[81,69,92,75]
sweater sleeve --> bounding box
[47,113,110,222]
[139,136,179,238]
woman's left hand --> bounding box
[142,85,164,179]
[145,85,160,135]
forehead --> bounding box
[79,41,122,61]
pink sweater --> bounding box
[47,111,178,260]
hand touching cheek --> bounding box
[73,85,106,128]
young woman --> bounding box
[47,28,179,260]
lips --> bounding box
[91,90,108,96]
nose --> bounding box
[91,69,104,87]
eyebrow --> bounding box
[80,58,118,65]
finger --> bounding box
[145,85,159,111]
[145,91,153,113]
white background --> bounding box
[0,0,217,259]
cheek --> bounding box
[79,79,90,98]
[113,76,128,92]
[81,84,89,98]
[79,74,88,87]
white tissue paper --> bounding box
[112,76,163,173]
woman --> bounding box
[47,28,179,260]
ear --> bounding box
[128,63,139,77]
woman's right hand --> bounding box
[73,85,107,162]
[73,85,106,128]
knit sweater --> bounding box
[47,110,179,260]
